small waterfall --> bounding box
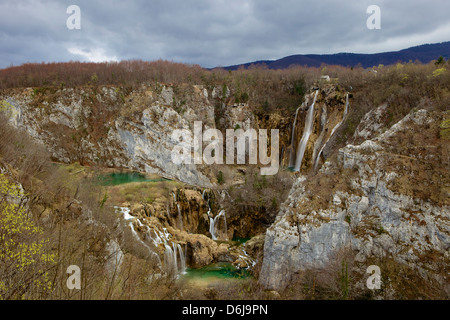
[116,207,186,276]
[176,203,184,230]
[176,243,186,273]
[166,204,171,219]
[150,227,186,275]
[114,206,160,263]
[172,191,177,203]
[241,246,256,269]
[210,209,227,240]
[314,93,349,169]
[293,90,319,172]
[163,242,186,275]
[171,191,184,231]
[120,209,186,277]
[164,244,175,274]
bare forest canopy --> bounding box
[0,57,449,118]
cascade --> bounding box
[163,242,186,275]
[176,243,186,273]
[240,245,257,269]
[210,209,227,240]
[114,206,160,262]
[202,189,206,200]
[176,203,183,230]
[203,190,228,241]
[166,204,171,219]
[288,105,302,168]
[116,207,186,275]
[314,93,349,169]
[172,191,177,203]
[293,90,319,172]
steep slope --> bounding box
[1,85,214,187]
[260,107,449,296]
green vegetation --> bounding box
[440,118,450,140]
[0,174,56,299]
[217,170,225,185]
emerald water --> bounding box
[98,172,168,186]
[231,237,251,244]
[182,263,252,284]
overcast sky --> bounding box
[1,0,449,69]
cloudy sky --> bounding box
[1,0,449,69]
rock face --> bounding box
[2,86,213,187]
[260,108,450,291]
[285,85,350,172]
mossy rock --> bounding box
[440,118,450,140]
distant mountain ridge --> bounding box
[222,41,450,70]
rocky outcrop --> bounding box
[285,85,349,172]
[2,85,213,187]
[260,108,450,291]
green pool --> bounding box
[98,172,169,186]
[182,263,252,283]
[231,237,251,244]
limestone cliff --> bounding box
[260,108,449,293]
[1,85,214,187]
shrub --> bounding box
[217,171,225,185]
[0,174,56,299]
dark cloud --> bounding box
[1,0,449,68]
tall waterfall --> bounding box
[314,93,349,169]
[288,106,302,168]
[293,90,319,172]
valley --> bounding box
[0,60,449,300]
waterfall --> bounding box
[166,204,171,219]
[176,203,184,230]
[314,93,349,169]
[116,206,186,276]
[163,243,186,275]
[288,106,302,168]
[172,191,177,203]
[114,206,160,263]
[293,90,319,172]
[177,243,186,273]
[210,209,227,240]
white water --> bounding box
[314,93,349,169]
[115,206,186,275]
[288,106,302,168]
[237,244,256,269]
[115,206,160,263]
[176,203,183,230]
[293,90,319,172]
[163,242,187,275]
[209,209,227,240]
